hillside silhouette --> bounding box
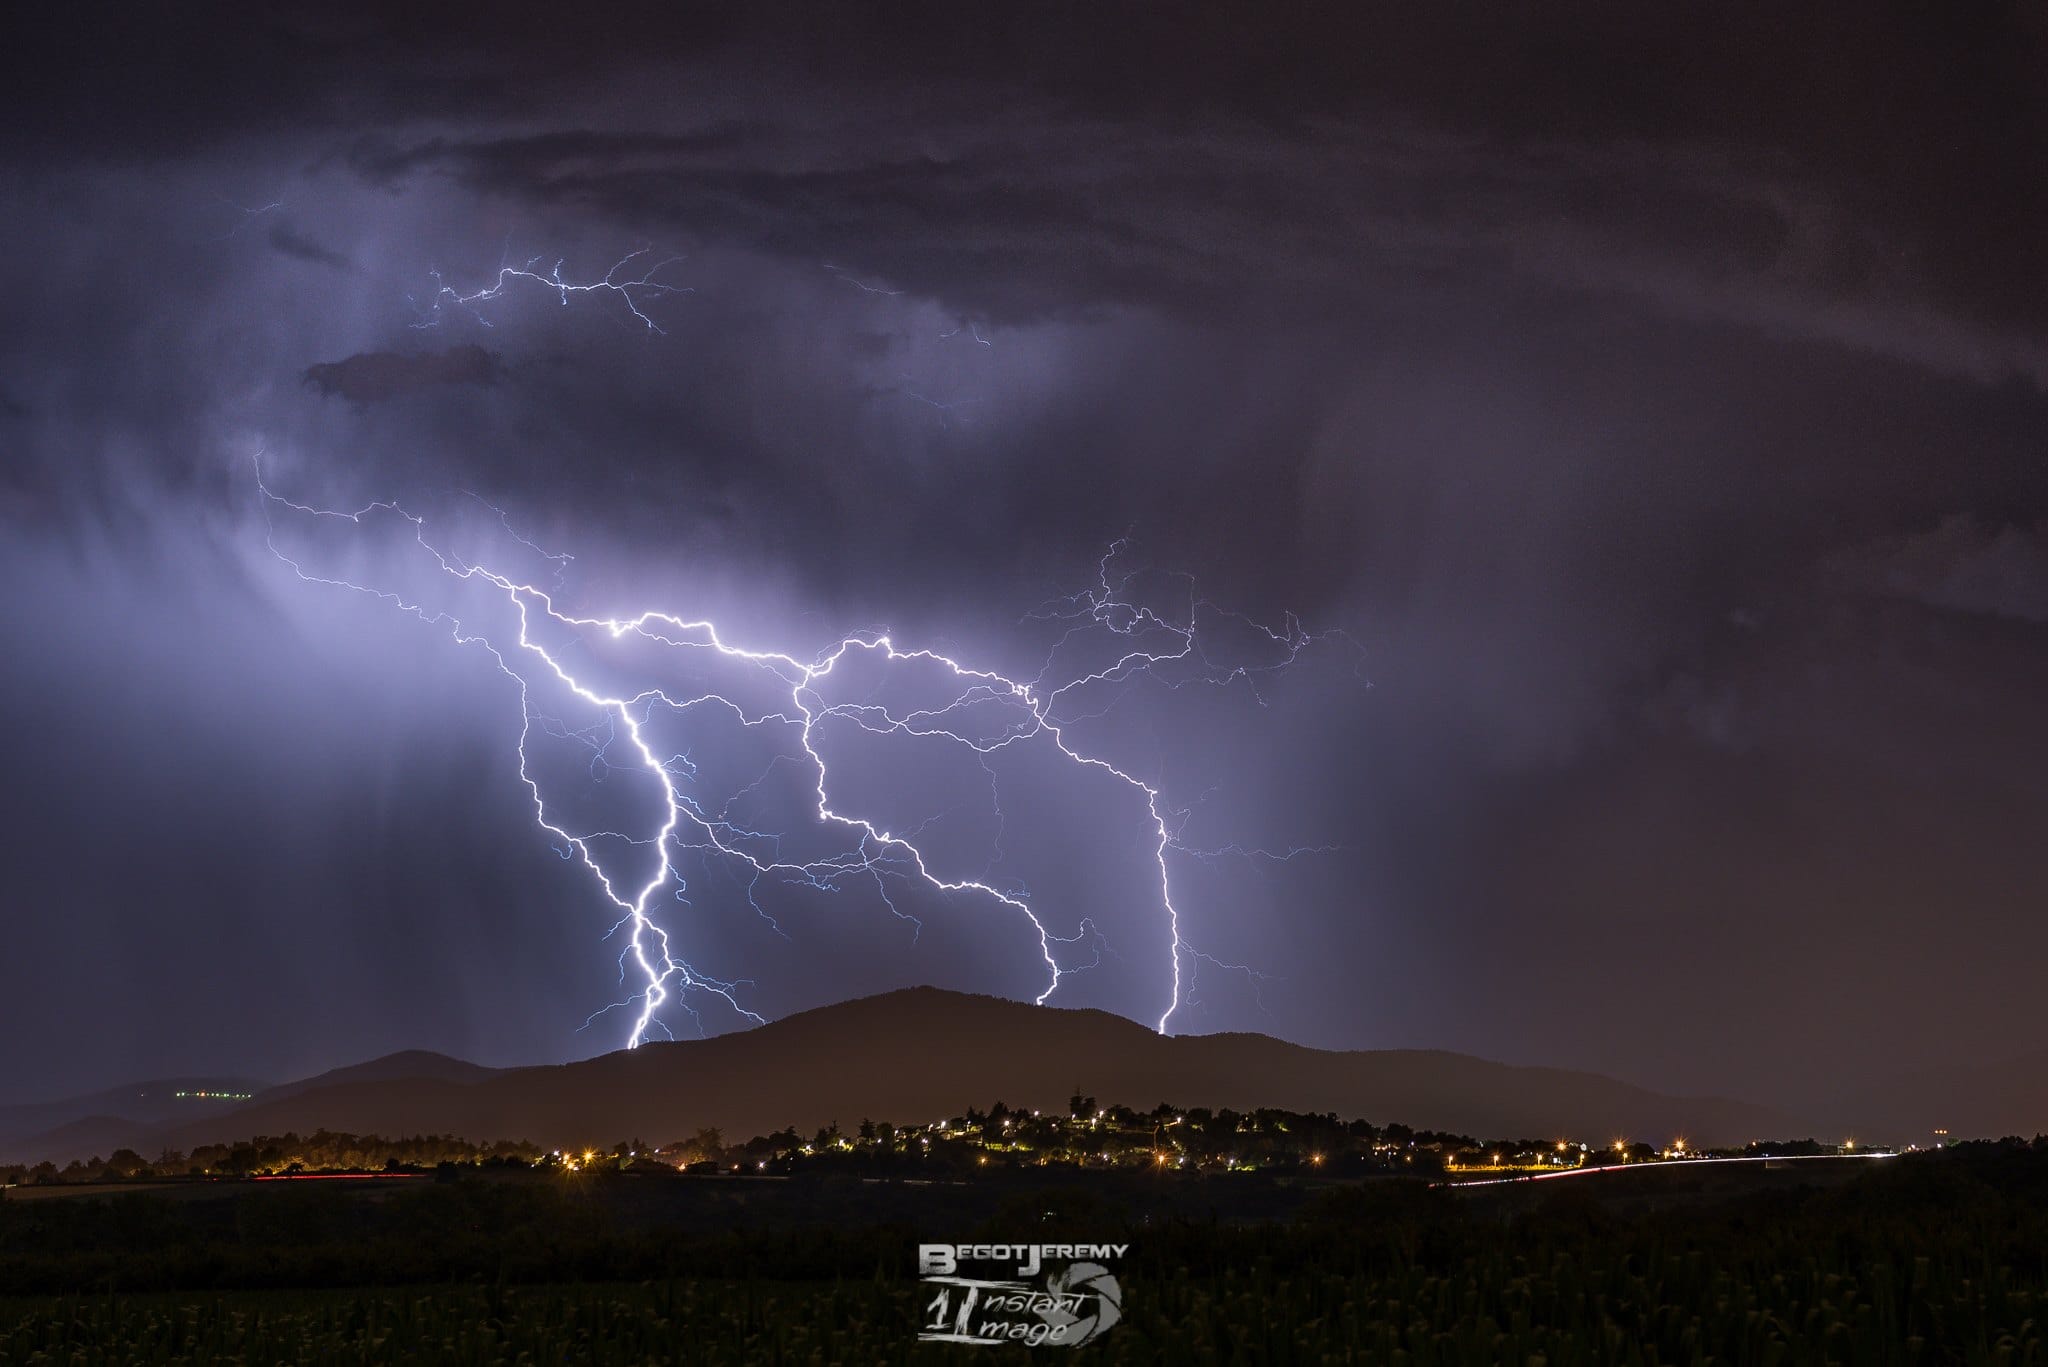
[248,1050,505,1105]
[0,1077,266,1158]
[6,989,1808,1163]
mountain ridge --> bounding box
[5,988,1803,1163]
[249,1050,506,1105]
[0,1077,268,1157]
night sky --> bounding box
[4,3,2045,1109]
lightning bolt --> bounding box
[255,468,1354,1046]
[411,248,692,333]
[212,190,286,241]
[822,263,904,296]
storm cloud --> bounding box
[304,345,501,402]
[2,1,2044,1110]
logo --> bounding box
[917,1243,1126,1347]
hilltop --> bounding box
[4,989,1794,1162]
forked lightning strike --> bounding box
[259,465,1350,1046]
[412,249,692,333]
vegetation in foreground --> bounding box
[0,1140,2044,1363]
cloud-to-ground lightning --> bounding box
[258,470,1354,1045]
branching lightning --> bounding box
[411,248,692,333]
[264,220,1353,1041]
[258,468,1354,1046]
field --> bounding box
[4,1143,2046,1363]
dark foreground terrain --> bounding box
[4,1141,2046,1363]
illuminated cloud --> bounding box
[265,220,353,271]
[1,0,2044,1105]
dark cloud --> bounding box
[344,125,771,190]
[266,219,353,270]
[8,2,2041,357]
[303,344,502,402]
[361,116,2048,387]
[1829,516,2048,624]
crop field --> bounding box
[2,1143,2045,1363]
[4,1254,2043,1365]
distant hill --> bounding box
[7,988,1808,1166]
[0,1054,496,1166]
[249,1050,506,1104]
[0,1115,161,1167]
[0,1077,267,1159]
